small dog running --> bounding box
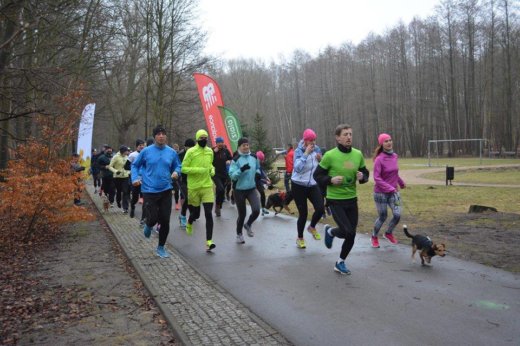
[265,191,294,215]
[101,194,110,213]
[403,225,446,265]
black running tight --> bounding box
[291,183,324,238]
[188,202,213,241]
[328,198,358,260]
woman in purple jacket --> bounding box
[371,133,405,248]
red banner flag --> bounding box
[193,73,232,149]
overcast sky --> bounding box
[198,0,440,62]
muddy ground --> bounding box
[357,210,520,273]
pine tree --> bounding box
[249,113,280,185]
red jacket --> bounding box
[285,148,294,174]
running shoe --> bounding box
[307,226,321,240]
[143,224,152,239]
[156,246,170,258]
[123,209,128,214]
[244,223,254,237]
[179,215,187,228]
[206,240,216,252]
[324,224,334,249]
[139,218,146,226]
[236,234,245,244]
[154,224,160,234]
[384,232,398,245]
[334,261,351,275]
[261,208,270,216]
[296,238,306,249]
[186,223,193,236]
[371,236,380,248]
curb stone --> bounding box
[86,185,291,346]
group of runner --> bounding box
[91,123,405,275]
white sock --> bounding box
[337,258,344,264]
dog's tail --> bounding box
[403,225,413,239]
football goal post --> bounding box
[427,139,485,167]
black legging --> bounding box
[328,198,358,260]
[130,184,141,208]
[143,189,173,246]
[256,182,266,208]
[188,202,213,241]
[173,180,180,204]
[113,177,130,210]
[101,176,115,203]
[213,175,228,207]
[93,172,101,188]
[180,181,188,217]
[234,188,260,235]
[291,183,324,238]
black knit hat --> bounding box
[237,137,249,147]
[153,124,167,137]
[184,138,195,147]
[135,139,145,147]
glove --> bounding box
[240,163,250,172]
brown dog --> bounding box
[403,225,446,265]
[101,194,110,213]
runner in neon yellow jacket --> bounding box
[181,129,216,251]
[181,129,215,189]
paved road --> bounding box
[166,202,520,346]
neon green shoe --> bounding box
[186,223,193,236]
[307,226,321,240]
[296,238,306,249]
[206,240,216,252]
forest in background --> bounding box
[1,0,519,169]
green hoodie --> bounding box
[181,129,215,190]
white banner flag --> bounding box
[77,103,96,170]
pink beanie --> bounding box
[302,128,317,141]
[378,133,391,145]
[256,151,265,162]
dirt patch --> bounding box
[0,197,177,345]
[357,211,520,273]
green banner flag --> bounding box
[218,106,242,152]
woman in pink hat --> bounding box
[291,128,325,249]
[370,133,406,248]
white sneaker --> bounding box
[236,234,245,244]
[244,223,254,237]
